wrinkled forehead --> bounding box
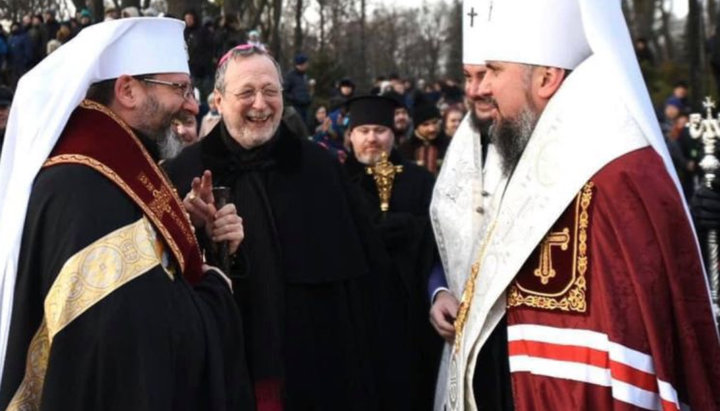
[226,54,282,88]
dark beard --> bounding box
[490,107,538,177]
[469,109,492,137]
[137,93,174,141]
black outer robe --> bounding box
[164,122,408,409]
[344,150,444,410]
[0,163,252,410]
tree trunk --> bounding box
[658,0,675,61]
[294,0,303,54]
[270,0,283,60]
[444,0,462,81]
[224,0,243,17]
[167,0,203,19]
[318,0,326,53]
[709,0,718,35]
[71,0,87,15]
[630,0,656,40]
[688,0,708,108]
[90,0,103,23]
[122,0,140,10]
[359,0,367,89]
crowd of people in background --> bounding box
[0,3,720,408]
[0,9,710,195]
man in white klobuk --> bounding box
[436,1,720,410]
[428,1,506,408]
[0,18,249,409]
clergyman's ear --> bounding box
[536,67,566,100]
[113,75,139,109]
[213,89,223,115]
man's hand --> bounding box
[691,186,720,230]
[184,170,216,228]
[430,290,459,344]
[209,203,244,255]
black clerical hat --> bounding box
[347,95,401,130]
[412,103,441,126]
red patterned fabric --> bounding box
[415,144,439,174]
[507,147,720,410]
[44,101,204,283]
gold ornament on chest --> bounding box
[366,151,403,212]
[508,182,595,313]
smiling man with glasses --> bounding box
[164,44,409,409]
[0,18,252,410]
[140,77,196,101]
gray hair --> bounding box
[214,46,283,94]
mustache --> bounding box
[469,96,498,107]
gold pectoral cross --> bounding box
[534,228,570,285]
[366,152,403,212]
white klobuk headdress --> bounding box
[0,17,189,383]
[436,1,712,409]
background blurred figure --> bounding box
[0,86,13,155]
[8,22,32,88]
[283,52,312,124]
[172,111,199,145]
[399,102,446,174]
[440,106,464,140]
[199,91,221,138]
[247,29,266,51]
[311,104,346,162]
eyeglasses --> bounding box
[141,78,195,101]
[233,86,283,102]
[217,43,260,68]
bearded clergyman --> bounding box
[433,1,720,410]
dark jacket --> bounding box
[283,69,311,107]
[164,122,409,409]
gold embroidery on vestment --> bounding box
[453,221,498,353]
[533,227,570,285]
[43,155,188,271]
[507,182,594,313]
[79,100,196,247]
[8,218,163,410]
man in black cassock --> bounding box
[343,95,444,410]
[0,19,251,410]
[164,45,406,409]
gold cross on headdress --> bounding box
[366,151,403,212]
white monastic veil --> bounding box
[579,0,715,332]
[0,17,189,385]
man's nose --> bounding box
[183,98,200,116]
[251,92,269,110]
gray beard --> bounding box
[159,128,185,160]
[489,106,539,177]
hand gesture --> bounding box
[184,170,216,229]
